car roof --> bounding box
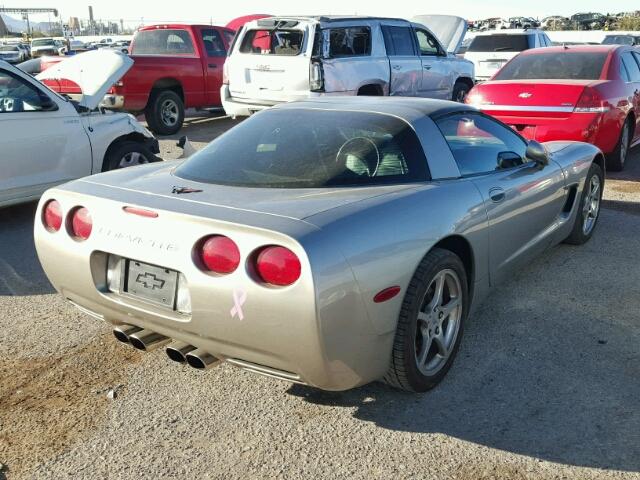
[273,97,474,123]
[258,15,408,23]
[519,44,620,55]
[138,24,231,31]
[474,29,543,36]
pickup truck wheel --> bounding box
[103,141,157,172]
[145,90,184,135]
[452,81,471,103]
[383,248,468,393]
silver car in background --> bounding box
[34,97,603,392]
[222,15,474,117]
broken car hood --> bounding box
[411,15,468,54]
[37,49,132,110]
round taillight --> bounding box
[255,246,301,286]
[70,207,92,240]
[43,200,62,232]
[200,235,240,274]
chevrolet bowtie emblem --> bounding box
[172,186,203,194]
[518,92,533,98]
[136,272,165,290]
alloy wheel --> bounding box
[161,99,179,127]
[582,174,601,235]
[117,151,150,169]
[415,269,463,376]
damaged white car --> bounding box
[0,50,159,208]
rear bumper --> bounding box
[102,94,125,110]
[221,85,280,117]
[484,111,619,154]
[34,188,390,391]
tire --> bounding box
[144,90,184,136]
[606,118,632,172]
[384,248,469,393]
[564,162,604,245]
[103,141,158,172]
[452,81,471,103]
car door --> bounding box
[198,27,227,106]
[434,112,567,285]
[0,67,90,204]
[381,24,421,96]
[413,28,451,99]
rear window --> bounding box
[493,52,608,80]
[602,36,634,46]
[239,29,304,55]
[131,29,195,55]
[467,34,532,53]
[328,27,371,57]
[0,46,19,52]
[174,109,429,188]
[32,39,55,47]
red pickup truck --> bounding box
[104,24,236,134]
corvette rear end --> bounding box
[34,162,401,391]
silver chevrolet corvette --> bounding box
[34,97,604,392]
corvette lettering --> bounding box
[96,227,179,252]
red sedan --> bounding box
[466,45,640,170]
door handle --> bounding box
[489,187,506,203]
[208,64,218,68]
[423,64,432,70]
[392,65,402,71]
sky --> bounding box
[9,0,640,26]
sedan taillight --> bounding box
[69,207,92,240]
[43,200,62,232]
[255,246,301,286]
[574,87,610,113]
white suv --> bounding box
[464,29,552,82]
[222,15,474,117]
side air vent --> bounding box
[562,184,579,213]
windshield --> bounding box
[239,29,305,55]
[0,46,19,52]
[468,34,531,52]
[494,52,608,80]
[174,109,429,188]
[602,36,634,46]
[32,39,55,47]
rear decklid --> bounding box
[227,17,313,103]
[68,161,418,227]
[411,15,467,54]
[469,79,605,118]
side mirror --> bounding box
[526,140,549,167]
[39,93,59,112]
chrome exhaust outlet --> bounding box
[128,329,170,352]
[166,342,196,363]
[113,324,142,344]
[185,349,221,370]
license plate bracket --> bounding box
[124,260,179,309]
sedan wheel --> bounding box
[384,248,468,392]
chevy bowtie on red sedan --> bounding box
[466,45,640,170]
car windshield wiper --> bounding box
[494,47,516,51]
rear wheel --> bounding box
[452,80,471,103]
[145,90,184,136]
[564,162,603,245]
[384,248,468,392]
[606,118,632,172]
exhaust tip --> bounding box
[128,329,170,352]
[166,342,196,363]
[113,325,142,344]
[185,348,221,370]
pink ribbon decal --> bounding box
[230,289,247,320]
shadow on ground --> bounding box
[289,205,640,473]
[0,202,54,296]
